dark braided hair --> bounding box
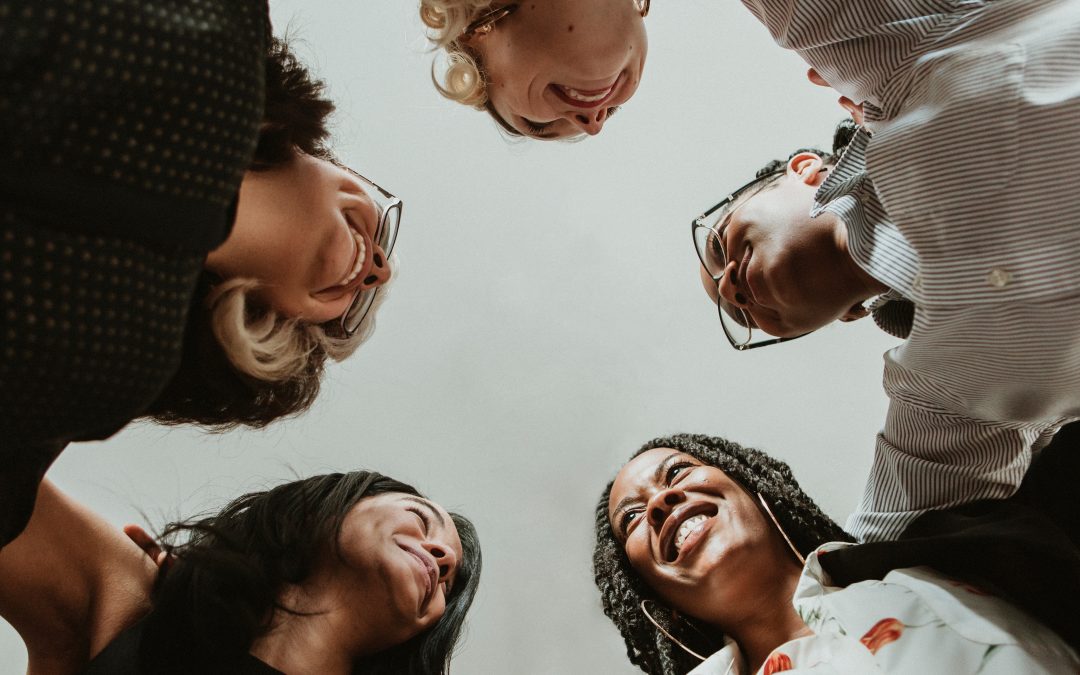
[593,434,852,675]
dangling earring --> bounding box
[638,0,650,17]
[640,600,707,662]
[757,494,806,566]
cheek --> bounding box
[699,266,720,304]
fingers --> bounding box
[122,524,166,568]
[838,96,865,125]
[806,67,830,88]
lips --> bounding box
[738,246,759,305]
[551,74,622,109]
[658,502,719,563]
[325,216,376,294]
[403,545,438,610]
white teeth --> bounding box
[674,515,708,553]
[336,230,367,287]
[561,85,612,103]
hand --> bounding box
[807,68,864,125]
[122,524,174,572]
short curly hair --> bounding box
[142,38,384,429]
[593,434,851,675]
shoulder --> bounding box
[0,481,157,672]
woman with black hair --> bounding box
[0,470,481,674]
[0,2,398,546]
[595,434,1079,674]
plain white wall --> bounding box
[0,1,901,673]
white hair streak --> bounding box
[207,255,397,383]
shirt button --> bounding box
[987,268,1013,288]
[911,273,922,290]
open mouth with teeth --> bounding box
[551,75,621,109]
[661,503,720,563]
[321,217,378,295]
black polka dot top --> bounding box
[0,0,268,252]
[0,0,270,544]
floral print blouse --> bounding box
[688,543,1079,675]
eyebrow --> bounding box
[401,496,446,528]
[610,451,683,536]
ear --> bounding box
[786,152,828,186]
[839,303,869,323]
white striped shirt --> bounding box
[740,0,1080,541]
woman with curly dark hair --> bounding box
[0,469,480,674]
[595,434,1079,674]
[0,2,398,547]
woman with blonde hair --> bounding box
[420,0,649,139]
[0,1,398,546]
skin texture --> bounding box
[608,448,810,671]
[698,154,887,337]
[250,493,463,674]
[471,0,648,138]
[205,151,392,322]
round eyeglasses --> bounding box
[691,170,806,351]
[334,165,402,337]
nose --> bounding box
[358,244,391,290]
[567,107,609,136]
[646,488,685,531]
[423,540,458,587]
[716,260,751,308]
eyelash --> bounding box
[619,461,697,536]
[407,506,431,534]
[522,118,551,135]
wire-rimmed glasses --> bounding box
[335,165,402,337]
[691,170,804,351]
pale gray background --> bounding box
[0,1,901,673]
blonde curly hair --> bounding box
[420,0,495,108]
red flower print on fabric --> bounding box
[763,651,793,675]
[860,618,904,655]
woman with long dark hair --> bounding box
[0,470,481,674]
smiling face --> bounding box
[204,151,392,324]
[699,154,881,338]
[325,492,463,653]
[473,0,648,139]
[607,448,799,623]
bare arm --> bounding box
[0,480,157,674]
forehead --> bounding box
[608,447,689,510]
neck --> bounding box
[834,220,890,301]
[249,586,376,675]
[718,565,810,673]
[250,613,352,675]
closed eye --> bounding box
[407,506,430,534]
[521,116,553,136]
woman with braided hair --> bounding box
[595,434,1079,674]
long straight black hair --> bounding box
[139,471,481,674]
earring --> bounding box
[640,600,707,662]
[757,494,806,566]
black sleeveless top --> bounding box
[82,618,284,675]
[0,0,268,544]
